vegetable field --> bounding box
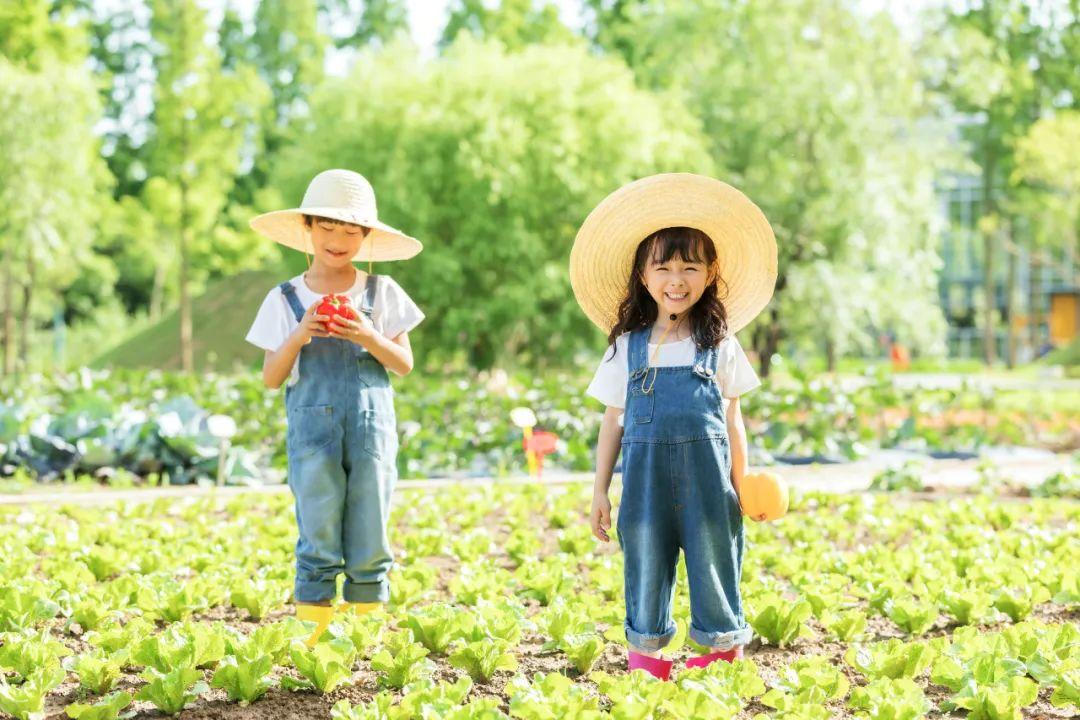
[2,369,1077,487]
[1,481,1077,719]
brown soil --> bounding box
[34,554,1080,720]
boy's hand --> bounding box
[328,313,376,345]
[295,303,331,344]
[591,491,612,542]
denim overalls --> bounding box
[279,276,398,604]
[617,327,753,651]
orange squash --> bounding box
[738,472,789,522]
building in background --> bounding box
[937,174,1079,363]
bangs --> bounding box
[646,227,715,265]
[304,214,365,230]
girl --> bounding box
[245,169,425,645]
[570,173,777,679]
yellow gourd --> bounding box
[738,472,789,522]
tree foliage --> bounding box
[588,0,950,372]
[272,39,711,368]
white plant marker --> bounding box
[510,407,539,478]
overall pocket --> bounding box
[287,405,336,458]
[356,354,392,390]
[360,410,399,461]
[626,384,655,425]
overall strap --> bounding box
[627,328,650,381]
[279,281,305,323]
[359,273,378,316]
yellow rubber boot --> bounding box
[347,602,382,616]
[295,603,335,647]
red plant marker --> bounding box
[522,431,558,477]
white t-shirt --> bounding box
[245,270,424,386]
[586,333,761,426]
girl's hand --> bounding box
[328,312,376,345]
[295,303,331,344]
[731,476,745,515]
[591,491,612,542]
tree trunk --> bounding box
[178,0,194,373]
[18,239,34,374]
[1028,246,1040,355]
[2,239,14,376]
[983,229,997,364]
[179,189,193,373]
[825,336,836,373]
[981,173,997,365]
[980,2,997,366]
[150,256,167,321]
[753,273,787,379]
[1004,228,1017,368]
[1066,218,1078,285]
[757,307,781,379]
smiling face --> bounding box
[607,227,728,350]
[304,215,370,268]
[638,228,716,320]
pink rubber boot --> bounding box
[685,644,744,670]
[628,650,674,680]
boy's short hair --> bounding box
[303,214,369,234]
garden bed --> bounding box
[1,482,1076,719]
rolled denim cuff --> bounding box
[343,579,390,603]
[625,620,677,653]
[689,622,753,651]
[294,579,336,604]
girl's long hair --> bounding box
[606,227,729,357]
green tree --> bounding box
[219,5,250,70]
[80,0,155,199]
[0,0,87,67]
[222,0,326,208]
[0,1,109,375]
[589,0,948,375]
[580,0,650,68]
[1039,0,1080,105]
[95,193,163,317]
[323,0,410,48]
[1012,112,1080,352]
[1014,113,1080,254]
[440,0,577,50]
[145,0,273,372]
[252,0,325,138]
[0,59,109,375]
[273,39,711,368]
[920,0,1076,364]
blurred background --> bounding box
[2,0,1078,377]
[0,0,1077,486]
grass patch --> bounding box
[92,266,286,373]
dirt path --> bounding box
[2,451,1072,506]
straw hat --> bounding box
[249,169,422,262]
[570,173,777,335]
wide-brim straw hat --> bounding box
[250,169,422,262]
[570,173,777,335]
